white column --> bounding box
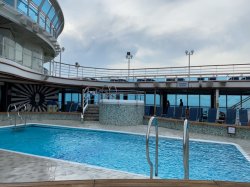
[215,89,220,120]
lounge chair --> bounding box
[207,108,217,123]
[239,109,248,126]
[226,109,236,125]
[174,107,183,119]
[145,106,151,116]
[166,107,174,118]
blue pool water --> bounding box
[0,125,249,182]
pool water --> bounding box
[0,125,249,182]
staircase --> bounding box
[84,104,99,121]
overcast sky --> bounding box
[56,0,250,69]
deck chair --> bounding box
[65,102,74,112]
[166,107,174,118]
[174,107,183,119]
[226,109,236,125]
[181,106,187,119]
[156,107,162,116]
[239,109,248,126]
[207,108,217,123]
[189,108,198,121]
[145,106,151,116]
[71,103,79,112]
[197,108,203,122]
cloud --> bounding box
[56,0,250,69]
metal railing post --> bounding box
[183,119,189,179]
[146,116,158,179]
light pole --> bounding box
[59,47,65,77]
[75,62,80,77]
[126,52,133,79]
[185,50,194,82]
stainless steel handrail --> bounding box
[146,116,158,179]
[183,119,190,179]
[17,104,27,126]
[7,104,17,127]
[81,87,90,122]
[51,60,250,80]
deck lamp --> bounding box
[75,62,80,77]
[185,50,194,82]
[126,52,133,78]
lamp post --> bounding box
[75,62,80,77]
[126,52,133,79]
[185,50,194,82]
[59,47,65,77]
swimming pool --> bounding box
[0,124,249,182]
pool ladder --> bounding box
[146,117,190,180]
[7,104,28,128]
[7,104,17,127]
[17,104,28,127]
[146,116,158,179]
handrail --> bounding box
[231,96,250,109]
[7,104,17,127]
[17,104,27,126]
[81,87,90,122]
[108,86,117,99]
[146,116,158,179]
[183,119,190,179]
[51,60,250,80]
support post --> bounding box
[183,119,189,180]
[154,90,156,116]
[215,89,219,120]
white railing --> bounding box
[146,116,158,179]
[2,38,250,81]
[50,60,250,81]
[81,87,90,122]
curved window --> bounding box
[0,34,46,73]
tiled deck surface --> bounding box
[0,120,250,183]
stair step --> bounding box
[86,110,99,113]
[84,105,99,121]
[84,114,99,117]
[85,117,99,121]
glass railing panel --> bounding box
[39,14,46,29]
[3,0,14,7]
[32,0,42,6]
[15,43,23,64]
[46,21,50,33]
[32,51,43,72]
[23,48,32,68]
[29,4,38,22]
[17,0,28,14]
[48,6,55,20]
[41,0,51,14]
[3,37,15,61]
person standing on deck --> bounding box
[179,99,183,107]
